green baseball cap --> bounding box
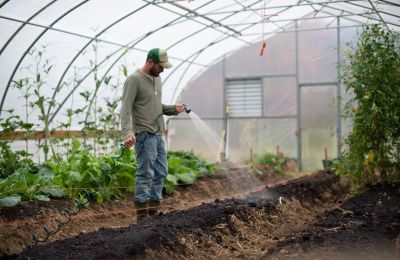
[147,48,173,69]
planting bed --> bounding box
[0,166,291,256]
[2,170,400,259]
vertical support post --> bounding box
[295,20,302,171]
[223,54,229,161]
[336,16,342,159]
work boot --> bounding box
[148,200,161,217]
[134,201,149,223]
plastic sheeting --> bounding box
[172,17,357,170]
[263,76,296,117]
[300,85,337,170]
[227,118,297,162]
[1,1,399,166]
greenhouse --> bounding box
[0,0,399,259]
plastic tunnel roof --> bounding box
[0,0,399,128]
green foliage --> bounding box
[339,25,400,187]
[0,142,36,179]
[253,153,288,174]
[0,140,219,206]
[164,151,219,194]
[48,139,136,203]
[0,165,64,207]
[0,195,21,207]
[26,46,56,161]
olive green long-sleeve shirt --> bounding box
[120,69,175,139]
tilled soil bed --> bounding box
[4,171,400,259]
[0,167,292,256]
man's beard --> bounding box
[149,67,159,77]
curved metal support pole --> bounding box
[48,0,214,124]
[166,1,299,103]
[0,0,58,56]
[367,0,390,30]
[52,0,259,123]
[46,2,151,117]
[0,0,90,116]
[0,0,10,8]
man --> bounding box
[120,48,185,222]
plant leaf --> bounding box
[34,194,50,201]
[0,195,21,207]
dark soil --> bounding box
[3,171,346,259]
[0,199,73,221]
[3,171,399,260]
[0,166,291,256]
[273,182,400,259]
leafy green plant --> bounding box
[21,46,57,161]
[253,152,289,174]
[12,78,36,154]
[164,151,219,194]
[0,165,64,207]
[96,63,127,155]
[0,142,35,179]
[339,25,400,187]
[0,113,37,179]
[47,139,136,203]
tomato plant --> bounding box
[339,25,400,188]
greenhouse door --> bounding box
[300,84,337,170]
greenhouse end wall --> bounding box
[169,18,356,171]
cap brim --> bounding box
[160,61,173,69]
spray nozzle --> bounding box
[183,104,191,113]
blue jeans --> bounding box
[134,132,168,203]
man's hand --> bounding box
[124,134,136,148]
[176,104,185,114]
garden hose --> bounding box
[32,198,87,244]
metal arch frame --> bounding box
[47,0,385,122]
[46,2,151,117]
[0,14,206,66]
[197,0,400,28]
[200,0,367,15]
[84,0,266,122]
[79,0,222,124]
[377,0,400,7]
[143,0,252,43]
[308,0,400,27]
[233,0,289,32]
[226,7,383,37]
[167,1,242,36]
[0,15,129,48]
[48,0,217,124]
[219,12,375,27]
[1,0,399,119]
[48,0,261,123]
[307,0,400,28]
[147,0,298,103]
[165,0,305,103]
[0,0,58,56]
[164,0,265,52]
[0,0,9,8]
[343,0,400,19]
[0,0,91,116]
[368,0,390,30]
